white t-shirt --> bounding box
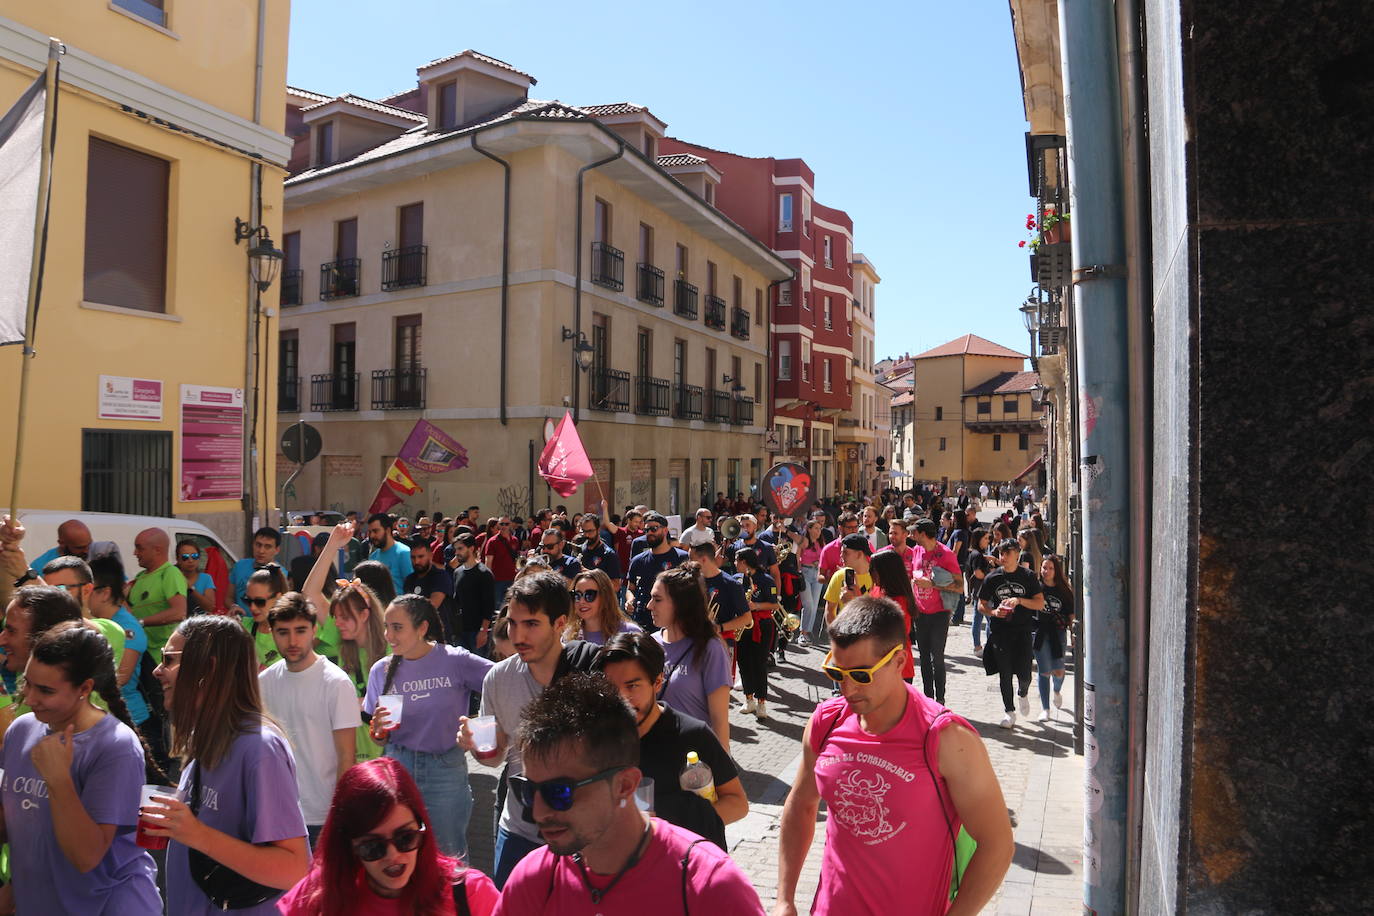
[259,655,360,825]
[678,525,717,548]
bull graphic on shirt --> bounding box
[830,768,896,841]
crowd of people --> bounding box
[0,478,1062,914]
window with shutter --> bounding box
[84,137,169,313]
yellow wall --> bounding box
[913,352,1032,483]
[0,2,288,549]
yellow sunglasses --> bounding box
[822,643,902,685]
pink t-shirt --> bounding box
[277,866,499,915]
[818,537,845,579]
[911,542,963,615]
[876,542,914,577]
[493,818,764,916]
[808,685,972,916]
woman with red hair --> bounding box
[276,757,497,915]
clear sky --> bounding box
[287,0,1037,363]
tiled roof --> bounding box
[300,94,427,122]
[913,334,1027,361]
[287,86,332,103]
[964,370,1041,396]
[581,102,647,117]
[421,50,536,84]
[657,153,709,167]
[891,391,914,406]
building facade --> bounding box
[278,52,790,518]
[837,253,885,497]
[657,138,865,498]
[910,334,1045,486]
[0,3,290,549]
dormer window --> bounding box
[315,121,334,167]
[438,82,457,130]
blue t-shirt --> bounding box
[2,713,161,914]
[369,541,414,595]
[626,548,689,627]
[704,572,748,626]
[112,607,150,725]
[229,557,257,611]
[167,725,306,916]
[579,538,623,580]
[193,572,215,593]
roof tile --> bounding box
[964,370,1041,396]
[300,94,427,122]
[656,153,709,167]
[913,333,1027,361]
[420,50,535,84]
[581,102,647,117]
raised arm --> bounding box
[305,522,355,612]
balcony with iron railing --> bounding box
[706,389,732,423]
[704,295,726,330]
[320,258,361,300]
[591,242,624,291]
[674,279,698,319]
[280,269,303,307]
[310,373,359,411]
[635,376,670,416]
[278,376,300,412]
[371,368,426,410]
[636,263,664,306]
[731,396,754,426]
[731,307,750,339]
[589,367,630,413]
[673,383,703,420]
[382,245,427,291]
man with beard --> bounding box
[403,539,457,644]
[365,513,413,595]
[492,673,763,914]
[732,514,782,594]
[624,513,688,631]
[482,515,521,611]
[258,592,357,846]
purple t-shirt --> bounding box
[363,643,493,754]
[653,633,731,724]
[579,620,643,646]
[1,713,161,914]
[167,724,307,916]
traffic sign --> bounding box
[280,421,322,465]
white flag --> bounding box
[0,73,46,345]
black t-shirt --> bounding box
[404,565,457,640]
[704,572,748,627]
[451,562,495,632]
[639,705,738,850]
[1041,583,1074,630]
[965,548,989,591]
[579,538,624,580]
[978,566,1042,631]
[949,526,970,568]
[744,570,778,606]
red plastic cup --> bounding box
[137,784,176,850]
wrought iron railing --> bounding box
[591,242,624,291]
[280,269,303,306]
[636,263,664,306]
[706,389,732,422]
[673,383,703,420]
[704,295,726,330]
[731,307,750,339]
[731,396,754,426]
[371,368,426,409]
[382,245,427,291]
[635,376,670,416]
[320,258,361,300]
[310,373,359,411]
[674,279,698,319]
[589,367,630,412]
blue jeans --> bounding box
[1034,637,1066,710]
[799,565,823,637]
[386,744,472,860]
[971,608,988,648]
[493,826,543,889]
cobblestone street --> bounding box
[463,618,1085,914]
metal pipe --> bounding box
[471,135,511,425]
[1057,0,1132,912]
[1116,0,1154,908]
[242,0,267,542]
[571,144,625,423]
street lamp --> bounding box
[722,373,746,393]
[1020,290,1041,358]
[234,217,284,292]
[561,326,595,372]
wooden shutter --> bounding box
[84,137,168,313]
[399,204,423,249]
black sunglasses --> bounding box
[352,824,426,862]
[644,525,664,533]
[509,766,626,812]
[570,588,599,602]
[247,597,272,608]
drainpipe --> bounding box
[471,135,511,425]
[242,0,267,544]
[764,277,788,437]
[1057,0,1134,912]
[571,144,625,423]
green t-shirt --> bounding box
[89,616,127,661]
[129,562,187,663]
[240,616,281,669]
[314,614,341,666]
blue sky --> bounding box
[287,0,1037,363]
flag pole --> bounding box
[7,38,61,519]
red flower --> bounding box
[1018,240,1027,248]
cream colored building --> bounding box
[0,3,289,549]
[911,334,1045,485]
[277,52,790,517]
[837,253,886,496]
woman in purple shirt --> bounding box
[0,622,165,913]
[363,595,493,860]
[649,562,732,752]
[145,615,309,915]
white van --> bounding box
[17,510,241,573]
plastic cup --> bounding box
[137,784,177,850]
[634,777,655,814]
[470,715,498,754]
[377,694,404,728]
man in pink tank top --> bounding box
[772,596,1013,916]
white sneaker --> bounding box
[1053,691,1064,709]
[798,634,811,648]
[1038,709,1051,723]
[756,701,769,720]
[743,696,757,714]
[999,711,1015,729]
[1018,694,1030,717]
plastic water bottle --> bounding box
[679,751,717,803]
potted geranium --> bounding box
[1018,210,1071,250]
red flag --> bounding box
[367,481,403,516]
[367,459,423,515]
[538,412,594,498]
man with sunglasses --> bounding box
[678,509,717,549]
[540,528,584,582]
[624,513,687,631]
[494,673,764,914]
[482,515,521,611]
[773,597,1013,916]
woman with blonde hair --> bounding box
[563,568,641,646]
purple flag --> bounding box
[397,420,468,475]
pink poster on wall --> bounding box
[180,384,244,502]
